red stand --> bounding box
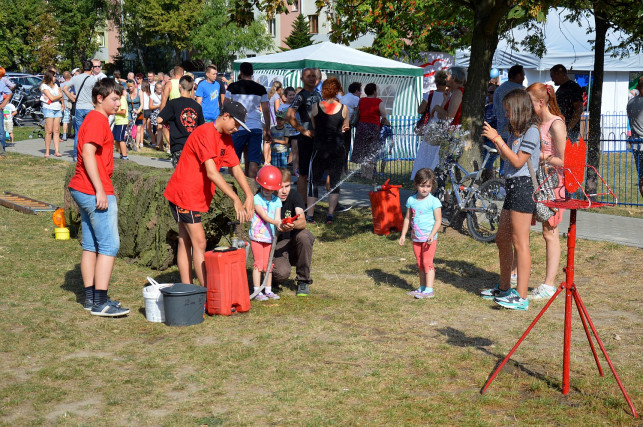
[481,139,638,418]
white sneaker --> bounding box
[510,274,518,288]
[529,284,556,300]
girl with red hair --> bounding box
[526,82,567,300]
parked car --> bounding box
[6,73,42,92]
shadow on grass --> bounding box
[315,207,376,242]
[435,326,493,347]
[365,268,412,290]
[399,257,498,296]
[61,263,84,308]
[434,326,575,394]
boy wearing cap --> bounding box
[164,101,255,287]
[267,110,289,167]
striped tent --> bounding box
[232,42,423,116]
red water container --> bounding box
[369,180,404,236]
[204,248,251,316]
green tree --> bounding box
[283,13,314,50]
[27,8,61,72]
[190,0,273,70]
[119,0,203,69]
[48,0,112,68]
[0,0,46,71]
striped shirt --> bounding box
[504,125,540,179]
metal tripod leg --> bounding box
[572,287,639,418]
[480,285,563,395]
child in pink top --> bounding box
[527,83,567,300]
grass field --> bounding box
[0,153,641,425]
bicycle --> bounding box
[433,134,506,243]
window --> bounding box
[292,0,298,12]
[269,19,276,37]
[96,33,106,48]
[378,84,397,115]
[308,15,318,34]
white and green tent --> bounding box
[233,42,424,117]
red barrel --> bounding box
[369,180,404,236]
[204,248,251,316]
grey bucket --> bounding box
[161,283,207,326]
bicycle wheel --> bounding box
[466,178,505,242]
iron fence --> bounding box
[346,113,642,207]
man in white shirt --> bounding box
[225,62,271,178]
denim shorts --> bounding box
[232,128,263,164]
[503,176,536,214]
[43,108,63,119]
[70,189,120,256]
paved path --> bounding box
[7,138,643,248]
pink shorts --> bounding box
[412,240,437,272]
[251,240,273,272]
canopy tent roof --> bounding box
[233,42,424,77]
[455,8,643,72]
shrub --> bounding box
[64,161,252,270]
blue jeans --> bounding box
[70,189,120,256]
[629,139,643,180]
[73,108,92,159]
[0,112,5,155]
[232,128,263,164]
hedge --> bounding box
[64,161,252,270]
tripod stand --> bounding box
[481,139,638,418]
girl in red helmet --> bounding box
[249,165,283,301]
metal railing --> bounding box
[346,113,642,207]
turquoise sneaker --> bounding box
[493,289,529,311]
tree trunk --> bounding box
[585,10,607,197]
[458,0,509,171]
[137,47,147,72]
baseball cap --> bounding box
[275,110,286,119]
[221,101,250,132]
[72,68,80,74]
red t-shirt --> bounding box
[164,122,240,212]
[358,97,382,125]
[68,110,115,195]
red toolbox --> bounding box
[204,248,251,316]
[369,179,404,236]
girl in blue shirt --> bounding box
[399,168,442,299]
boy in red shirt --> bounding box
[164,101,255,287]
[68,78,130,317]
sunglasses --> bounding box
[93,65,101,68]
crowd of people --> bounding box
[7,55,635,317]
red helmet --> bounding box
[256,165,283,190]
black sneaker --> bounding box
[296,282,309,297]
[335,203,352,213]
[306,215,315,224]
[326,214,334,224]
